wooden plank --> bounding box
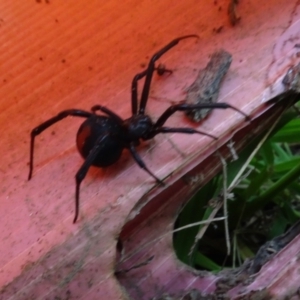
[0,0,299,299]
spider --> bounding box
[28,35,249,223]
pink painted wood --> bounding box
[0,0,300,299]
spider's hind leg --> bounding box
[28,109,92,180]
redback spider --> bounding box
[28,35,249,223]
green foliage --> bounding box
[173,105,300,271]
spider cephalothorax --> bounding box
[28,35,248,223]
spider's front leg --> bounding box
[138,35,199,115]
[131,66,173,115]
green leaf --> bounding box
[268,214,289,239]
[260,141,274,166]
[194,252,222,271]
[274,156,300,173]
[242,167,270,199]
[271,119,300,143]
[173,177,219,266]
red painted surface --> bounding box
[0,0,299,299]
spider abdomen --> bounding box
[76,115,124,167]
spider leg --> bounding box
[28,109,92,180]
[131,65,173,115]
[131,69,148,115]
[139,35,199,115]
[91,105,123,124]
[154,103,250,128]
[74,133,111,223]
[150,126,217,140]
[128,143,164,185]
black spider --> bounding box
[28,35,248,223]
